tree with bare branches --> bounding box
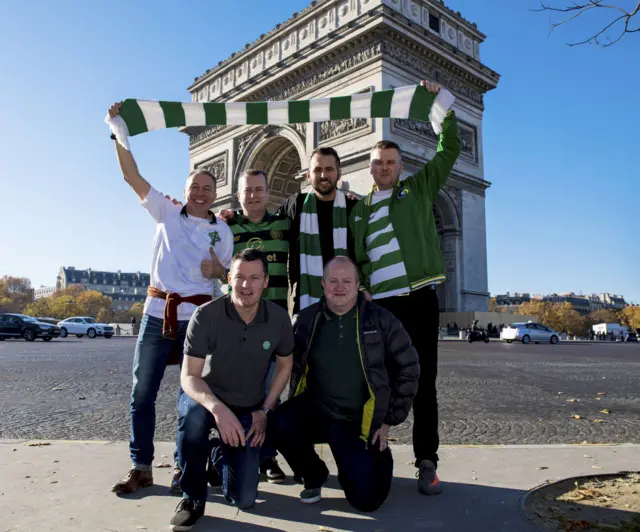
[533,1,640,47]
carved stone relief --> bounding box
[188,124,230,146]
[196,151,228,186]
[235,131,259,162]
[292,123,306,139]
[319,118,369,142]
[381,41,483,104]
[392,118,478,164]
[458,123,477,163]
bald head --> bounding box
[323,256,358,281]
[322,256,359,315]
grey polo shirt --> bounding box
[184,295,294,408]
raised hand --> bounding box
[108,102,122,118]
[420,80,441,94]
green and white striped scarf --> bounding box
[366,190,411,299]
[105,85,455,149]
[299,191,348,310]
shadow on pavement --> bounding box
[206,476,541,532]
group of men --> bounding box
[107,79,461,531]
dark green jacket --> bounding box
[290,293,420,440]
[350,112,461,292]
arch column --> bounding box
[434,189,461,312]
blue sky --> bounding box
[0,0,638,303]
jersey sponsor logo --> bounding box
[266,253,277,262]
[262,340,271,350]
[234,235,241,242]
[270,229,283,241]
[209,231,222,246]
[246,237,264,250]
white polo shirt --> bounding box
[141,187,234,322]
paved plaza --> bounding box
[1,338,639,445]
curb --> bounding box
[519,470,640,531]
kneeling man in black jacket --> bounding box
[270,256,419,512]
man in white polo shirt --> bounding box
[107,102,234,495]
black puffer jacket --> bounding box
[289,293,420,440]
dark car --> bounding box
[625,332,638,342]
[0,313,61,341]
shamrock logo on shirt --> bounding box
[209,231,222,246]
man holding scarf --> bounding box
[107,102,234,496]
[350,80,460,496]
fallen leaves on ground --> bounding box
[155,463,171,468]
[597,392,607,396]
[600,409,611,414]
[563,520,591,531]
[563,488,609,502]
[26,442,51,447]
[567,399,579,403]
[572,415,582,420]
[537,466,550,470]
[77,396,86,400]
[51,387,64,391]
[591,419,605,423]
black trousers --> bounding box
[376,286,440,466]
[271,394,393,513]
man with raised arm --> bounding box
[107,102,234,496]
[350,80,460,496]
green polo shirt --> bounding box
[183,295,294,408]
[307,306,369,422]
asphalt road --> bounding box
[1,338,639,445]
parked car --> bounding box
[625,332,638,342]
[57,317,114,339]
[501,322,559,345]
[0,313,61,341]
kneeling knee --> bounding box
[346,490,387,513]
[233,494,257,510]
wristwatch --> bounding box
[260,406,270,415]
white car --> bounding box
[57,317,114,339]
[501,322,559,345]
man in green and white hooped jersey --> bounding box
[349,80,461,497]
[224,169,291,484]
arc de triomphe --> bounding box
[184,0,500,313]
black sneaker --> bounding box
[300,469,329,504]
[260,457,286,484]
[169,499,205,531]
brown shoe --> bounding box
[112,469,153,494]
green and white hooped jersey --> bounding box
[364,190,411,299]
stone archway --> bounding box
[234,126,305,211]
[433,189,461,312]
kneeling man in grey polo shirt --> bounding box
[170,249,294,531]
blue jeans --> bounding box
[177,394,270,508]
[129,314,189,469]
[270,393,393,512]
